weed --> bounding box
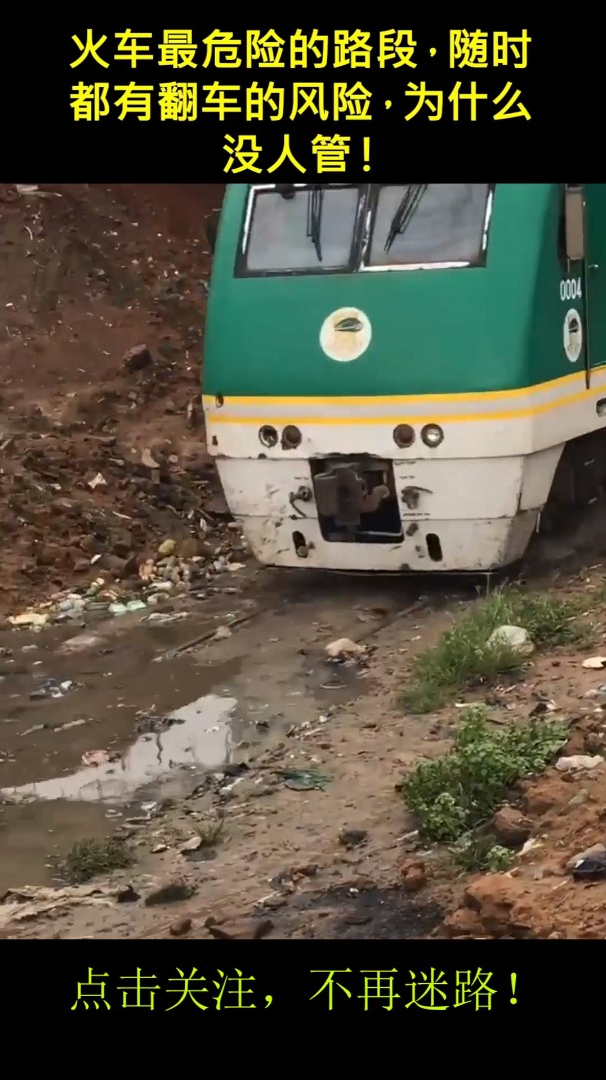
[401,585,594,714]
[60,836,133,884]
[194,816,225,847]
[401,707,568,845]
[451,833,514,873]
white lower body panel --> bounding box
[216,447,562,573]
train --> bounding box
[201,183,606,573]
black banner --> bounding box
[0,18,585,180]
[0,939,594,1025]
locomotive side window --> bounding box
[564,185,585,262]
[244,186,359,273]
[367,184,491,268]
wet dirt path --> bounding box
[0,563,465,928]
[1,524,588,938]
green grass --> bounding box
[401,707,568,852]
[450,834,515,873]
[60,837,134,884]
[194,815,225,847]
[401,585,595,714]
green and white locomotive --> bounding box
[202,183,606,572]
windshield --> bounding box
[369,184,489,267]
[239,183,491,276]
[245,186,359,272]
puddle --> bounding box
[1,693,239,805]
[308,660,375,707]
[0,800,117,897]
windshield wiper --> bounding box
[384,183,428,254]
[307,186,324,261]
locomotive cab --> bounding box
[202,183,606,573]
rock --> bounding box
[565,788,589,809]
[442,906,485,938]
[566,842,606,871]
[204,916,274,940]
[555,754,603,773]
[492,805,532,847]
[486,624,534,656]
[112,530,133,557]
[169,917,192,936]
[179,835,202,854]
[176,537,202,558]
[144,878,195,906]
[399,858,427,893]
[584,732,605,754]
[291,863,319,878]
[157,539,176,557]
[213,625,232,641]
[123,344,153,372]
[461,874,530,937]
[338,827,368,848]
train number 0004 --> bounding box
[560,278,583,301]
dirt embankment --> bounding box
[0,183,225,618]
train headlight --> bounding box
[393,424,415,448]
[282,425,302,449]
[421,424,444,447]
[259,425,278,447]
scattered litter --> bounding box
[144,611,188,625]
[152,843,168,854]
[109,599,147,617]
[30,678,74,701]
[571,851,606,882]
[555,754,603,773]
[529,699,558,717]
[213,625,232,641]
[583,656,606,670]
[8,612,49,629]
[584,685,606,701]
[228,562,246,572]
[0,883,139,928]
[278,768,332,791]
[566,842,606,871]
[87,472,107,490]
[81,748,120,767]
[141,448,160,470]
[325,637,365,660]
[520,838,542,856]
[59,718,88,731]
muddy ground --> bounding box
[3,185,606,941]
[0,183,225,617]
